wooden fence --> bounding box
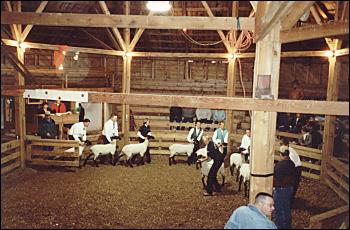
[1,139,21,175]
[309,205,349,229]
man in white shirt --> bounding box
[102,114,120,144]
[240,129,251,162]
[68,118,91,145]
[280,138,302,206]
[212,121,229,156]
[186,120,204,164]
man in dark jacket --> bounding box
[38,113,58,151]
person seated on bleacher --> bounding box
[276,112,290,132]
[51,98,68,114]
[196,108,213,124]
[170,106,182,130]
[182,107,196,123]
[102,114,121,144]
[68,118,91,146]
[289,113,307,134]
[212,110,226,124]
[298,126,312,147]
[187,120,203,164]
[212,121,229,156]
[38,112,57,151]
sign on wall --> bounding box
[23,89,89,102]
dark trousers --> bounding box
[273,187,293,229]
[206,159,223,194]
[291,166,302,204]
[41,136,54,151]
[139,138,151,163]
[189,141,200,163]
[102,135,118,144]
[68,135,82,141]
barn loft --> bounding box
[1,1,349,229]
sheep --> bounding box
[118,136,154,168]
[229,152,244,181]
[196,147,225,189]
[168,143,194,166]
[238,163,250,197]
[83,139,119,167]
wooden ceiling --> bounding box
[1,1,349,53]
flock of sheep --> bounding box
[80,137,250,197]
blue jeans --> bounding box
[273,187,293,229]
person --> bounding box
[240,129,251,162]
[202,134,225,196]
[77,103,85,122]
[68,118,91,145]
[196,108,212,124]
[182,107,196,123]
[37,101,53,127]
[212,110,226,124]
[187,120,203,165]
[38,112,57,151]
[51,98,67,114]
[277,112,289,132]
[310,124,323,149]
[102,114,120,144]
[224,192,277,229]
[299,126,312,147]
[288,79,304,100]
[169,106,182,130]
[280,138,302,206]
[273,148,295,229]
[212,121,229,156]
[137,118,153,164]
[289,113,307,134]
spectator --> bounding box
[288,79,304,100]
[196,108,212,124]
[38,101,53,126]
[202,134,225,196]
[182,107,196,123]
[240,129,251,162]
[51,97,67,114]
[170,106,182,130]
[137,118,153,164]
[299,127,312,147]
[187,120,203,164]
[277,112,290,132]
[224,192,277,229]
[289,113,307,134]
[212,121,229,156]
[38,112,57,151]
[77,103,85,122]
[212,110,226,124]
[68,118,91,145]
[310,125,323,149]
[102,114,120,144]
[273,148,295,229]
[280,138,302,206]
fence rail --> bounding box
[1,139,21,175]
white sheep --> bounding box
[168,143,194,166]
[119,139,149,168]
[196,147,225,189]
[83,140,118,167]
[229,153,244,181]
[238,163,250,197]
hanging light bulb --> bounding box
[146,1,171,12]
[58,64,64,70]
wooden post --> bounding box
[249,23,281,203]
[321,39,343,181]
[226,58,236,154]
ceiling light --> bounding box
[229,53,235,59]
[73,52,79,61]
[19,42,28,49]
[325,50,334,58]
[211,61,216,64]
[188,60,194,63]
[146,1,171,12]
[62,51,66,56]
[182,28,187,32]
[58,64,64,70]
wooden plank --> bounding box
[1,151,20,165]
[276,131,302,139]
[79,28,114,50]
[88,93,349,116]
[281,1,315,31]
[335,48,349,57]
[1,160,20,175]
[1,12,255,31]
[21,1,48,41]
[3,1,20,40]
[302,171,320,180]
[326,169,349,192]
[31,149,80,158]
[128,11,153,51]
[30,159,80,167]
[327,156,349,178]
[281,21,349,44]
[325,178,349,203]
[1,140,20,153]
[290,143,322,154]
[310,205,349,223]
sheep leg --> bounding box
[236,167,240,182]
[126,158,133,168]
[221,175,225,187]
[83,153,94,167]
[94,155,99,167]
[244,181,248,198]
[201,175,206,189]
[196,160,202,170]
[169,157,172,166]
[230,165,234,176]
[238,175,243,192]
[140,156,145,165]
[187,156,191,166]
[172,156,176,165]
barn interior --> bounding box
[1,1,349,229]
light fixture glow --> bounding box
[182,28,187,32]
[229,53,235,59]
[188,60,194,63]
[211,60,216,64]
[62,51,66,56]
[125,52,133,57]
[19,42,28,49]
[325,50,334,57]
[146,1,171,12]
[73,52,79,61]
[58,64,64,70]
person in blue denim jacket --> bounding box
[224,192,277,229]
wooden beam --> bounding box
[1,12,255,31]
[281,1,315,31]
[249,1,257,12]
[78,28,114,50]
[255,1,295,42]
[226,58,236,154]
[87,92,349,116]
[3,1,20,40]
[281,21,349,44]
[128,11,153,51]
[335,48,349,57]
[98,1,127,51]
[249,23,281,203]
[21,1,48,41]
[310,5,322,24]
[201,1,233,53]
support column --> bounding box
[226,58,236,154]
[321,39,342,181]
[249,24,281,203]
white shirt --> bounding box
[240,134,251,154]
[187,127,203,143]
[68,122,87,141]
[288,146,302,167]
[102,119,119,142]
[196,108,212,120]
[212,128,228,145]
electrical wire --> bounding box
[181,30,224,46]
